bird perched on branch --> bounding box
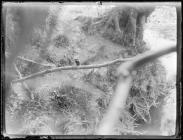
[74,58,80,66]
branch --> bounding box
[14,64,22,78]
[14,64,33,99]
[118,44,176,77]
[96,44,176,135]
[96,75,132,135]
[11,57,133,84]
[17,56,55,67]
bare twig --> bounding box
[12,45,176,85]
[12,57,133,83]
[17,56,55,67]
[14,64,33,99]
[96,45,176,135]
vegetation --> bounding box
[5,4,176,135]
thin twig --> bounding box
[17,56,55,67]
[14,64,33,99]
[12,57,133,83]
[12,45,176,84]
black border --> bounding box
[1,1,182,139]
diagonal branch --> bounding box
[96,44,176,135]
[117,45,176,77]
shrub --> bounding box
[48,86,101,134]
[53,34,70,48]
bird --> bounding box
[74,59,80,66]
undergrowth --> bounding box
[53,34,70,48]
[79,8,172,131]
[7,85,103,134]
[6,6,175,135]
